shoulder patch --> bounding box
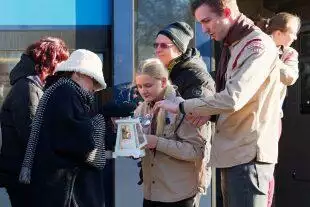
[232,39,263,70]
[246,41,265,54]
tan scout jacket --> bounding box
[134,87,211,202]
[183,30,280,168]
[279,46,299,117]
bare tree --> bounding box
[135,0,194,64]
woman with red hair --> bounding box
[0,37,69,207]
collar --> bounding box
[167,54,183,73]
[224,13,256,47]
[27,75,44,88]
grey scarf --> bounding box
[19,77,106,184]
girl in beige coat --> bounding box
[134,58,211,207]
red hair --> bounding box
[25,37,69,75]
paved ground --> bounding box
[115,158,211,207]
[0,159,211,207]
[0,188,10,207]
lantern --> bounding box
[113,117,147,158]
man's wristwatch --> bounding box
[179,101,186,115]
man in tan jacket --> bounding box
[154,0,280,206]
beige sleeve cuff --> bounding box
[183,99,197,115]
[156,137,168,153]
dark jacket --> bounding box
[169,48,215,99]
[30,79,105,207]
[0,54,42,185]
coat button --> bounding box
[216,130,220,133]
[151,164,154,167]
[152,181,155,184]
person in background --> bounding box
[257,12,300,116]
[134,58,212,207]
[154,0,280,206]
[155,21,215,127]
[256,12,301,207]
[19,49,107,207]
[0,37,69,207]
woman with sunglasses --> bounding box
[154,21,215,127]
[135,21,215,193]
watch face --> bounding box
[192,88,203,97]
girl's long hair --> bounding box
[255,12,301,35]
[136,58,177,136]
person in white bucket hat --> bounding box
[55,49,106,91]
[19,49,108,207]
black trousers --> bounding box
[6,183,32,207]
[143,194,200,207]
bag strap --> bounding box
[174,114,185,134]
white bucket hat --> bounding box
[55,49,107,91]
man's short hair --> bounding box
[190,0,238,16]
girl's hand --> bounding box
[146,135,158,149]
[154,100,179,114]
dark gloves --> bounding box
[137,160,143,185]
[104,117,116,151]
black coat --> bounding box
[169,48,215,99]
[30,81,104,207]
[0,54,43,186]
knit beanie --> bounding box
[157,22,194,53]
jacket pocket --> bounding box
[249,162,274,195]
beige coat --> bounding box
[279,46,299,117]
[134,86,211,202]
[183,30,280,168]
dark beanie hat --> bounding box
[157,22,194,53]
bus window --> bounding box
[0,51,22,107]
[134,0,195,66]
